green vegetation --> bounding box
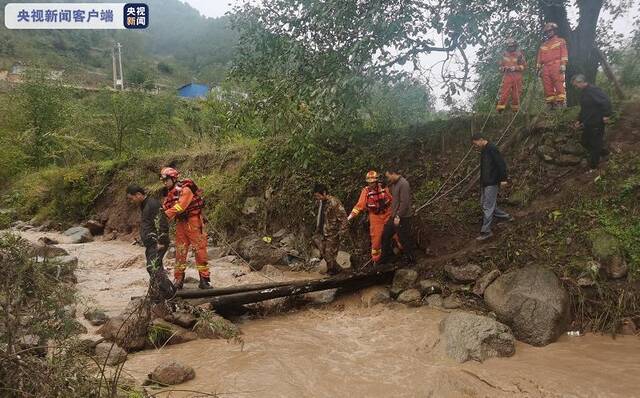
[0,0,237,87]
[0,233,88,396]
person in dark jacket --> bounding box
[126,184,175,301]
[471,133,513,241]
[380,170,415,264]
[571,74,613,170]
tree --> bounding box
[98,92,164,156]
[8,75,72,167]
[231,0,634,108]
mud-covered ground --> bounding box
[18,230,640,398]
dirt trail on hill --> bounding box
[17,230,640,398]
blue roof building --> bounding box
[177,83,210,99]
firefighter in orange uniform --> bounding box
[496,38,527,113]
[348,171,392,264]
[160,167,211,290]
[537,22,569,109]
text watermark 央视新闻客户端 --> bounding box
[4,3,149,29]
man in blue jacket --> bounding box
[471,133,513,241]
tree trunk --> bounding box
[177,264,397,307]
[566,0,603,105]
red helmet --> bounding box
[160,167,179,180]
[365,170,379,183]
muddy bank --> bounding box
[17,230,640,397]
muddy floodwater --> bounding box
[20,231,640,398]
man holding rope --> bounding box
[471,133,514,241]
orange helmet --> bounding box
[365,170,379,183]
[160,167,179,180]
[543,22,558,32]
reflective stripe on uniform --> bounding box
[545,95,556,102]
[174,203,184,212]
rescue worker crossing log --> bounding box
[313,183,349,275]
[497,38,527,113]
[161,167,212,290]
[537,22,569,109]
[348,171,392,263]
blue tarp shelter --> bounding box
[177,83,210,99]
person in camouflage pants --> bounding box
[313,183,349,275]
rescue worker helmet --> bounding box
[365,170,379,183]
[160,167,180,180]
[543,22,558,32]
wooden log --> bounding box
[596,48,626,100]
[175,279,300,299]
[181,265,398,307]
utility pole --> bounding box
[117,42,124,91]
[111,46,117,89]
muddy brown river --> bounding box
[20,231,640,398]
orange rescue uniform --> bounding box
[349,185,392,262]
[497,50,527,112]
[164,185,209,281]
[537,36,569,105]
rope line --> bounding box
[415,75,538,214]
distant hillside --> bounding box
[0,0,238,88]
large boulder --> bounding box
[484,265,570,347]
[193,312,241,340]
[418,279,442,296]
[234,235,286,270]
[445,263,483,283]
[359,286,391,307]
[84,309,109,326]
[149,361,195,386]
[425,294,443,308]
[94,342,128,366]
[83,220,105,236]
[63,227,93,244]
[207,246,229,260]
[97,298,151,351]
[439,312,515,363]
[588,230,628,279]
[336,251,351,269]
[472,270,501,296]
[167,311,198,329]
[149,319,198,347]
[442,295,462,310]
[396,289,422,306]
[46,255,78,282]
[390,269,418,296]
[29,241,68,258]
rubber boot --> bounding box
[198,276,212,289]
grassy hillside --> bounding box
[0,0,238,87]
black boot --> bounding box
[198,276,212,289]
